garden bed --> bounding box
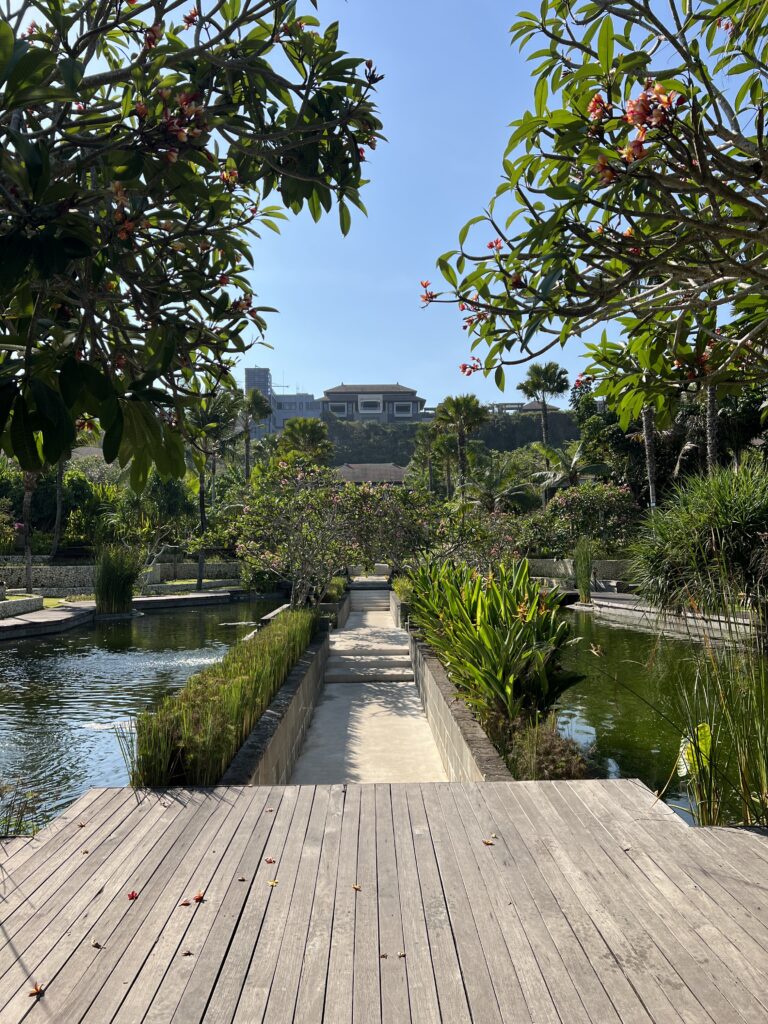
[220,636,329,785]
[408,635,510,781]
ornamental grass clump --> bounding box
[408,559,580,729]
[121,609,315,787]
[94,545,144,614]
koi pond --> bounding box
[0,599,278,825]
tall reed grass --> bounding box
[118,609,315,787]
[574,537,595,604]
[94,545,144,614]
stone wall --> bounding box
[0,563,95,593]
[390,591,410,628]
[528,557,632,582]
[409,635,510,782]
[0,559,241,595]
[220,637,329,785]
[0,596,44,619]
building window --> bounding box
[394,402,412,416]
[358,397,383,413]
[276,401,283,409]
[329,402,347,415]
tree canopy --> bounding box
[431,0,768,397]
[0,0,382,486]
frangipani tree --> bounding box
[0,1,382,485]
[428,0,768,397]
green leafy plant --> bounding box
[574,537,595,604]
[94,545,144,614]
[631,460,768,615]
[121,609,315,787]
[392,575,413,604]
[322,576,348,603]
[408,559,580,727]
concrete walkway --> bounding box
[290,582,447,783]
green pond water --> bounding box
[0,602,699,828]
[0,600,278,825]
[558,610,695,820]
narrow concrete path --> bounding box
[290,582,447,784]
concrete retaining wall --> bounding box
[220,636,329,785]
[409,635,510,782]
[390,591,410,628]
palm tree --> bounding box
[531,442,610,495]
[434,395,489,499]
[466,452,532,513]
[517,361,569,448]
[640,405,658,508]
[242,388,273,481]
[278,417,333,464]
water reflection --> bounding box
[0,600,277,823]
[558,611,696,820]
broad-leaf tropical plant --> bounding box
[0,1,382,485]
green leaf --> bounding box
[338,201,351,236]
[102,406,123,463]
[0,20,13,80]
[598,18,615,74]
[10,396,43,471]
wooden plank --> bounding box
[389,785,441,1024]
[605,785,768,934]
[323,784,361,1024]
[423,784,525,1023]
[88,787,261,1024]
[261,787,334,1023]
[196,786,302,1024]
[292,785,345,1024]
[0,788,108,873]
[0,790,167,978]
[481,778,684,1019]
[461,783,649,1024]
[231,786,318,1023]
[74,790,250,1024]
[536,781,739,1023]
[23,789,216,1023]
[446,784,561,1024]
[0,790,184,1018]
[468,782,611,1024]
[405,784,472,1024]
[167,787,291,1024]
[585,781,768,971]
[373,785,409,1024]
[352,784,381,1024]
[567,782,768,1021]
[0,788,137,920]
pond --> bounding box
[0,599,278,826]
[558,610,695,820]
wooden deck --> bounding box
[1,780,768,1022]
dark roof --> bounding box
[337,463,407,483]
[323,384,417,396]
[521,400,561,412]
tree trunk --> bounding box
[22,472,38,593]
[540,399,550,448]
[641,405,657,509]
[244,411,251,482]
[705,385,718,474]
[457,427,467,501]
[50,458,65,560]
[427,457,433,493]
[445,458,452,499]
[197,463,207,592]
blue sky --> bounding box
[236,0,591,406]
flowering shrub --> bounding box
[516,483,640,557]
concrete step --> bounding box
[324,666,415,682]
[328,654,412,669]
